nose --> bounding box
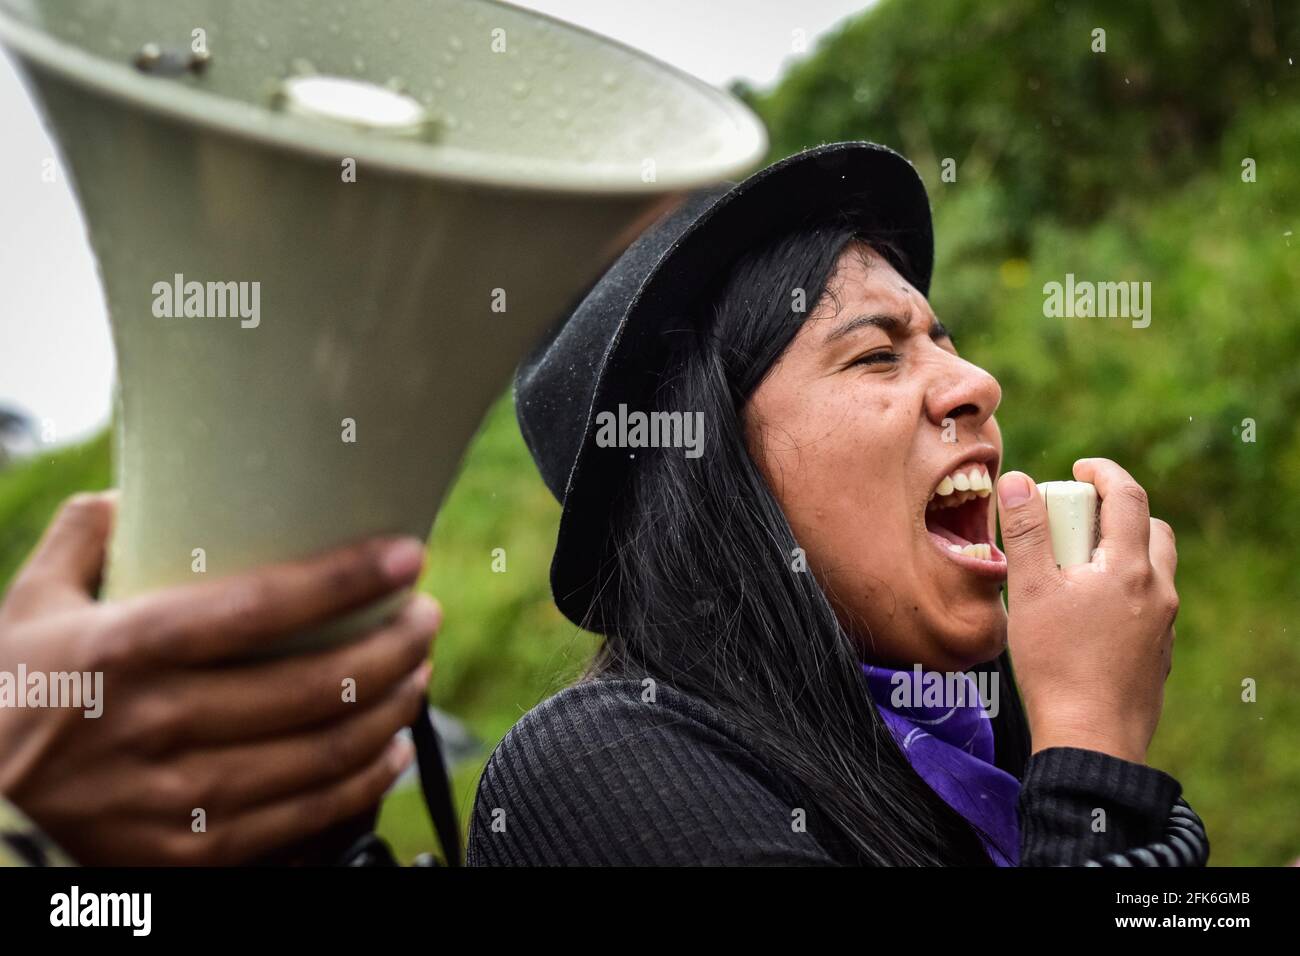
[924,351,1002,431]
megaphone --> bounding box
[0,0,766,651]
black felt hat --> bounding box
[514,141,934,632]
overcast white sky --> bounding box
[0,0,871,445]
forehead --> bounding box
[810,240,923,320]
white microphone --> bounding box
[1036,480,1100,568]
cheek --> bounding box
[752,391,913,576]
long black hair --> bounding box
[587,211,1032,865]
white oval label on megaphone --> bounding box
[277,75,433,137]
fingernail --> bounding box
[413,596,442,630]
[998,472,1032,508]
[381,538,425,582]
[412,661,433,688]
[387,738,414,773]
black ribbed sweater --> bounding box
[468,678,1208,866]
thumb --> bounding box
[996,473,1059,600]
[5,492,116,618]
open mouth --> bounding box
[924,459,1007,575]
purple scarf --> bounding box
[862,663,1021,866]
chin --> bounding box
[931,602,1008,670]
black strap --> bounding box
[411,707,462,866]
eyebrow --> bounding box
[822,311,952,345]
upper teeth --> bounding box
[929,465,993,508]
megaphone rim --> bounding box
[0,1,768,196]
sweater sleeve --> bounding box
[468,681,840,866]
[1018,747,1208,866]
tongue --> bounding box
[926,518,972,547]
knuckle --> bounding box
[150,766,196,812]
[1123,560,1156,592]
[219,577,274,632]
[1162,589,1181,624]
[999,510,1046,544]
[322,544,382,596]
[133,694,187,752]
[1118,481,1150,512]
[83,612,139,672]
[112,600,187,664]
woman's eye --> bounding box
[852,350,900,368]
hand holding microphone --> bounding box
[996,458,1179,765]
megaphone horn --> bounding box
[0,0,766,652]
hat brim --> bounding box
[549,141,934,631]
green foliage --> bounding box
[753,0,1298,244]
[0,431,112,584]
[3,0,1296,865]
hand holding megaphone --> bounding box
[0,493,438,865]
[996,458,1179,766]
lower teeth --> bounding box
[947,542,991,560]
